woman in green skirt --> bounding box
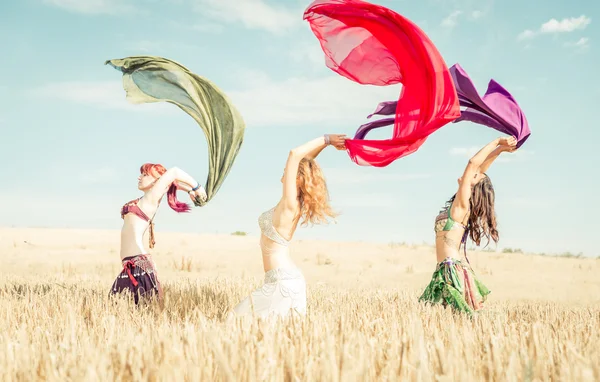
[419,135,517,315]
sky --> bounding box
[0,0,598,257]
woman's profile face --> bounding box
[138,172,156,190]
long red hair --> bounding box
[296,158,337,226]
[140,163,190,213]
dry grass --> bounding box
[1,228,599,381]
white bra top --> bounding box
[258,207,289,247]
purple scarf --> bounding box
[355,64,531,147]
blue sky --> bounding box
[0,0,597,256]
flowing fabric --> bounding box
[304,0,460,167]
[106,56,245,206]
[358,64,531,147]
[231,267,307,319]
[109,255,163,305]
[419,257,490,316]
[450,64,530,147]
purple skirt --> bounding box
[109,254,163,304]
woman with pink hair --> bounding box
[109,163,206,305]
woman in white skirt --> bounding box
[231,134,346,319]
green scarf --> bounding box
[105,56,245,206]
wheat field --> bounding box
[1,227,598,381]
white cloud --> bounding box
[575,37,590,46]
[193,0,300,34]
[518,15,591,40]
[80,167,117,184]
[441,10,462,28]
[225,69,400,127]
[43,0,136,15]
[29,81,176,114]
[541,15,591,33]
[564,37,590,52]
[470,10,483,20]
[441,9,483,28]
[450,147,533,162]
[517,30,536,41]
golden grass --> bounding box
[1,228,599,381]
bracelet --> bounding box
[191,183,202,191]
[324,134,331,145]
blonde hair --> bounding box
[296,158,337,226]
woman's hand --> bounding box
[501,145,518,153]
[499,136,518,152]
[327,134,347,150]
[498,136,517,147]
[189,187,207,204]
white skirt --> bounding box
[232,267,307,319]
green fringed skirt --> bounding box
[419,257,490,315]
